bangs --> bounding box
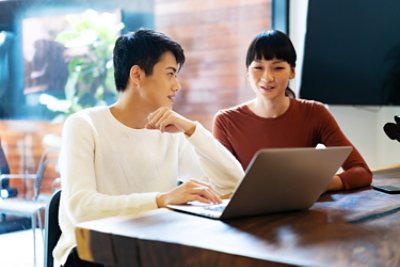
[253,38,291,62]
[246,31,296,68]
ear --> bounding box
[289,67,296,79]
[129,65,144,86]
[245,69,250,79]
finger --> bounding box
[147,108,168,128]
[158,112,174,132]
[188,180,221,202]
[147,112,164,128]
[144,123,157,129]
[191,194,213,204]
[187,180,217,197]
[193,186,221,204]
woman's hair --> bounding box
[245,30,297,98]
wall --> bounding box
[155,0,272,128]
[0,120,62,195]
[0,0,273,193]
[289,0,400,169]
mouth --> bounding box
[168,95,175,102]
[260,85,274,92]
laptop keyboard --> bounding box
[204,205,225,212]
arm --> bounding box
[60,115,160,224]
[181,122,244,194]
[146,107,244,195]
[212,111,236,155]
[316,104,372,190]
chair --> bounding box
[0,148,59,267]
[0,137,18,198]
[44,189,61,267]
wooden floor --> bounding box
[0,229,43,267]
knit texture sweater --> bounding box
[54,106,244,266]
[212,98,372,190]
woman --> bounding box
[212,30,371,191]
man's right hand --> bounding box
[156,179,222,208]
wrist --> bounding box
[184,121,196,137]
[156,193,166,208]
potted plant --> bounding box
[39,9,124,121]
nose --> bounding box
[262,70,274,82]
[172,78,182,92]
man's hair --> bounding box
[113,29,185,91]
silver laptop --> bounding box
[168,146,352,220]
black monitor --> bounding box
[300,0,400,105]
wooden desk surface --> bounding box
[76,171,400,267]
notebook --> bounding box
[167,146,352,220]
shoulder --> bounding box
[214,102,250,121]
[67,106,108,122]
[292,99,338,128]
[63,106,109,131]
[293,98,326,109]
[291,98,330,115]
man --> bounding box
[54,29,244,266]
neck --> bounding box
[109,90,153,129]
[249,96,290,118]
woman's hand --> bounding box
[326,175,344,191]
[145,107,196,136]
[156,179,222,208]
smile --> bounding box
[260,85,274,91]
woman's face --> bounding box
[247,57,295,101]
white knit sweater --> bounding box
[53,106,244,266]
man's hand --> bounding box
[145,107,196,136]
[156,179,222,208]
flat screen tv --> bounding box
[300,0,400,105]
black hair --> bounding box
[245,30,297,98]
[113,29,185,91]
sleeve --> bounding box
[315,104,372,190]
[212,111,236,154]
[178,122,244,195]
[60,114,158,224]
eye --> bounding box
[274,66,285,71]
[252,66,263,71]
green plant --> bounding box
[40,9,124,121]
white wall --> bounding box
[289,0,400,169]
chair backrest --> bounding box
[44,189,62,267]
[33,149,59,201]
[0,137,19,198]
[0,137,10,186]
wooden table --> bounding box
[76,168,400,267]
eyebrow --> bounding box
[272,60,286,64]
[166,66,177,73]
[253,59,286,64]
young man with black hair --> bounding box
[54,29,244,266]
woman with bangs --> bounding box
[212,30,372,192]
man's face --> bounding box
[140,51,181,109]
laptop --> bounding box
[167,146,352,220]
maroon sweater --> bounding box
[212,98,372,190]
